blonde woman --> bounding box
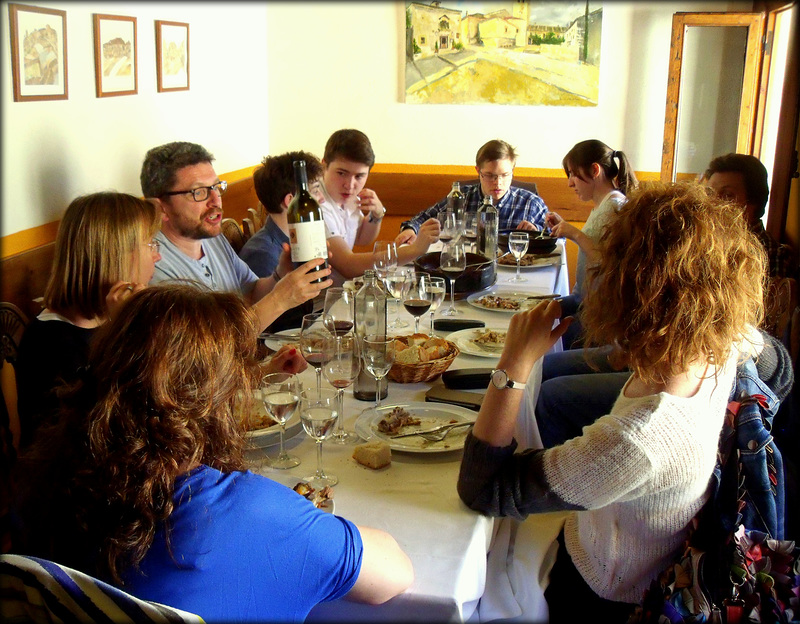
[15,192,160,448]
[457,181,785,622]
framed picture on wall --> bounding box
[8,3,68,102]
[93,14,137,97]
[155,20,189,92]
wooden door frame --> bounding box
[660,12,765,183]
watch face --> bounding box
[491,369,507,389]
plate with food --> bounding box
[238,392,303,449]
[466,289,557,313]
[354,402,475,453]
[268,474,334,513]
[497,251,561,270]
[447,327,507,358]
[259,328,301,352]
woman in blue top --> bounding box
[13,283,413,622]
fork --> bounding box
[418,422,473,442]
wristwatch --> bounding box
[368,208,385,223]
[490,369,526,391]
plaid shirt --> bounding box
[752,221,792,278]
[400,183,549,233]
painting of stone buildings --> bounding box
[405,1,602,105]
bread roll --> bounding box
[352,441,392,469]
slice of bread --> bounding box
[352,441,392,469]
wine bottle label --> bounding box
[289,220,327,263]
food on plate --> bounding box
[293,481,333,508]
[475,295,521,310]
[352,441,392,469]
[236,392,277,432]
[472,329,506,348]
[377,406,422,434]
[498,253,552,266]
[393,335,452,365]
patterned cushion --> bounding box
[0,554,204,623]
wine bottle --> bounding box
[446,181,465,220]
[353,270,388,402]
[476,195,498,261]
[287,160,328,283]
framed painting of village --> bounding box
[404,1,602,106]
[155,20,190,92]
[93,14,137,98]
[8,3,68,102]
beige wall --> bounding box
[1,1,270,238]
[2,0,748,242]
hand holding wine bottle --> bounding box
[288,160,329,283]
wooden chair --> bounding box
[1,302,29,452]
[242,217,256,241]
[221,218,246,253]
[762,277,797,341]
[458,178,540,196]
[247,204,266,231]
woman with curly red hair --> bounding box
[457,181,789,622]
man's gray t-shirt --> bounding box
[151,230,259,296]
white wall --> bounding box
[1,1,270,237]
[2,0,747,238]
[264,1,746,172]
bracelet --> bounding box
[368,210,385,223]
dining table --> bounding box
[246,239,573,622]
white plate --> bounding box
[354,402,476,454]
[447,327,507,358]
[244,402,303,449]
[466,288,554,314]
[266,473,334,514]
[261,328,301,352]
[497,253,561,270]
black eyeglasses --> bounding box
[161,180,228,202]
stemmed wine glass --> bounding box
[508,231,529,283]
[439,241,467,316]
[300,312,331,394]
[384,267,410,330]
[323,287,355,338]
[427,276,446,333]
[373,241,408,330]
[439,209,459,245]
[260,373,302,469]
[403,273,433,335]
[322,332,360,444]
[300,387,339,488]
[361,335,396,409]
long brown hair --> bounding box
[581,180,765,386]
[15,283,262,583]
[562,139,638,196]
[44,192,158,320]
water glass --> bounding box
[300,387,339,488]
[361,335,396,408]
[439,241,466,316]
[260,373,302,469]
[427,276,446,333]
[508,231,529,282]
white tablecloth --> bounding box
[249,241,571,622]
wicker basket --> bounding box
[387,335,460,383]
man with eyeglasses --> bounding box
[140,141,332,333]
[395,139,550,245]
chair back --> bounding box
[242,217,256,241]
[1,302,29,460]
[458,179,540,196]
[221,218,246,254]
[0,553,204,623]
[247,204,265,231]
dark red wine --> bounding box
[304,352,326,369]
[329,379,352,389]
[324,319,354,336]
[403,299,431,317]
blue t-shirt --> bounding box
[123,466,363,622]
[239,217,288,278]
[151,231,259,296]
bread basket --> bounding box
[387,334,460,383]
